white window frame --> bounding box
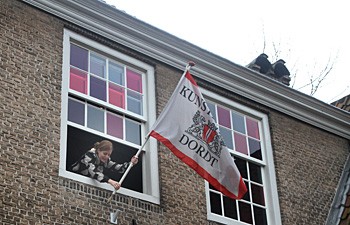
[59,29,159,204]
[202,89,281,225]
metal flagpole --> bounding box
[107,134,150,203]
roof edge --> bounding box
[22,0,350,139]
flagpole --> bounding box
[107,134,150,203]
[107,61,195,203]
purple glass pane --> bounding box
[68,98,85,125]
[248,138,262,160]
[70,44,88,71]
[217,106,231,128]
[246,118,260,139]
[234,132,248,155]
[90,76,106,101]
[252,184,265,206]
[107,113,123,139]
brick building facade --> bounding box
[1,0,349,224]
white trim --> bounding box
[59,29,159,204]
[203,89,282,225]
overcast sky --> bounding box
[104,0,349,103]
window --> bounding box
[59,30,159,204]
[203,90,281,225]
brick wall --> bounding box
[0,0,348,225]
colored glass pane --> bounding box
[90,76,106,101]
[107,113,123,139]
[217,106,231,128]
[248,138,262,160]
[127,69,142,93]
[70,44,88,71]
[219,126,233,150]
[68,98,85,125]
[109,83,125,109]
[206,101,217,122]
[246,118,260,139]
[69,68,87,94]
[234,132,248,155]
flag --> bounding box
[149,68,247,199]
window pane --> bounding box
[70,44,88,71]
[252,183,265,206]
[249,162,263,184]
[235,157,247,179]
[68,98,85,125]
[206,101,216,122]
[125,119,141,145]
[127,90,143,115]
[217,106,231,128]
[232,112,246,134]
[254,206,267,225]
[90,76,106,101]
[248,138,262,160]
[107,112,123,139]
[127,69,142,93]
[234,132,248,155]
[209,191,222,215]
[109,62,124,85]
[109,83,125,109]
[238,202,252,224]
[246,118,260,139]
[243,181,250,202]
[223,196,237,219]
[90,53,106,78]
[87,105,104,132]
[70,68,87,94]
[219,126,233,150]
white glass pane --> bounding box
[87,105,104,132]
[125,119,141,145]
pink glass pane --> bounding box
[107,113,123,139]
[246,118,260,139]
[127,69,142,93]
[109,83,125,109]
[217,106,231,128]
[234,132,248,155]
[70,68,87,94]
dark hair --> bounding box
[94,140,113,152]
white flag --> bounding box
[150,70,247,199]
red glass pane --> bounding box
[246,118,260,139]
[234,132,248,155]
[127,69,142,93]
[107,113,123,139]
[70,68,87,94]
[217,106,231,128]
[109,83,125,109]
